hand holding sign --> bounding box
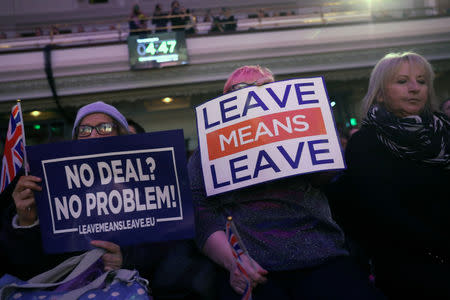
[12,175,42,226]
[90,240,123,271]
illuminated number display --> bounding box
[135,37,179,63]
[128,32,189,69]
[136,39,177,56]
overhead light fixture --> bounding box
[30,110,41,117]
[162,97,173,104]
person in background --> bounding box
[209,15,223,33]
[348,126,359,138]
[34,27,43,37]
[129,4,148,35]
[127,118,146,134]
[188,65,386,300]
[328,52,450,299]
[152,4,169,33]
[170,1,189,32]
[183,8,196,35]
[219,8,237,32]
[77,24,85,33]
[336,126,350,151]
[440,97,450,118]
[257,8,268,20]
[50,25,59,36]
[203,9,212,22]
[210,8,236,33]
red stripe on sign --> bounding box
[206,107,326,160]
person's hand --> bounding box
[12,175,42,226]
[229,254,268,295]
[90,240,123,271]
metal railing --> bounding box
[0,3,447,52]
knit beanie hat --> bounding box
[72,101,129,138]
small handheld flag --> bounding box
[1,100,27,193]
[226,216,252,300]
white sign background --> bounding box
[195,77,345,196]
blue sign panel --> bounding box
[27,130,194,254]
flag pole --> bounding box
[227,216,250,254]
[227,216,256,269]
[16,99,29,176]
[227,216,254,300]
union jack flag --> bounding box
[1,102,26,193]
[226,216,252,300]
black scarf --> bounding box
[362,105,450,169]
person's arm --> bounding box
[188,149,267,294]
[202,231,234,270]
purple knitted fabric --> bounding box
[72,101,129,138]
[188,148,349,271]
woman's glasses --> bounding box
[229,81,257,92]
[76,122,116,137]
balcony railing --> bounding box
[0,3,447,53]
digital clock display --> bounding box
[128,31,189,69]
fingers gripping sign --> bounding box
[90,240,123,271]
[12,175,42,226]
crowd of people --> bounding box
[0,3,259,39]
[128,1,238,36]
[3,2,450,40]
[0,51,449,299]
[129,1,195,35]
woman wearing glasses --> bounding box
[3,101,216,299]
[2,102,130,279]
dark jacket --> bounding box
[327,125,450,264]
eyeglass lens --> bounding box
[78,123,114,136]
[230,81,257,92]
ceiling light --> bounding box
[162,97,173,103]
[30,110,41,117]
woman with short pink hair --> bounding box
[188,65,385,300]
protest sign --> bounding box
[27,129,194,254]
[195,77,345,196]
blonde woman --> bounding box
[331,52,450,299]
